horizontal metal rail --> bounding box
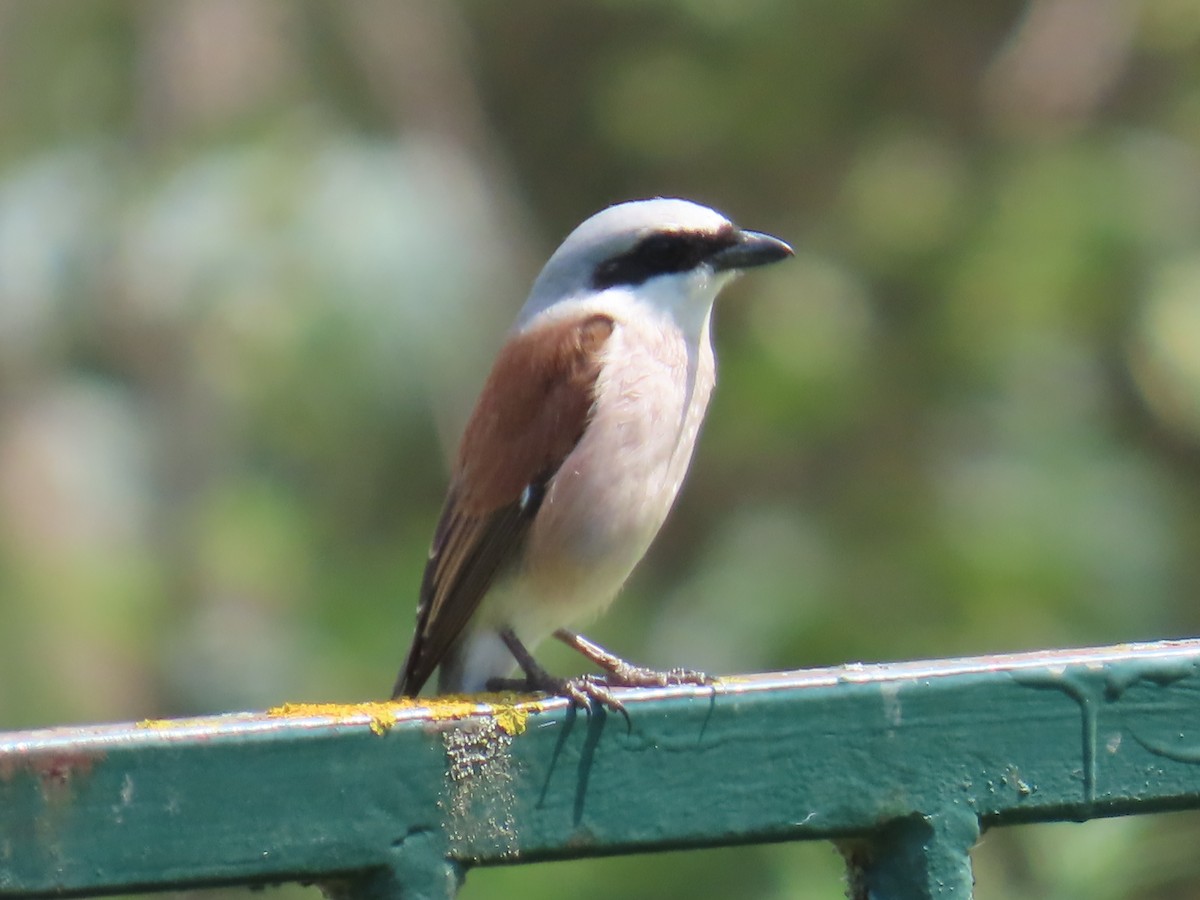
[6,639,1200,899]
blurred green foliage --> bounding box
[3,1,1200,897]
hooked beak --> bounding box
[710,229,793,273]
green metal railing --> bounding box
[5,639,1200,899]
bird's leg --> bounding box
[553,628,714,688]
[491,627,629,715]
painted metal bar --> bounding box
[5,639,1200,898]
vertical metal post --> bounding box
[318,830,464,900]
[842,807,980,900]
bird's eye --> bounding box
[637,235,695,271]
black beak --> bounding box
[710,229,793,273]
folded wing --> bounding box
[392,313,615,697]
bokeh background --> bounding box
[3,1,1200,897]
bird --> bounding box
[392,197,792,708]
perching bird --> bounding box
[392,198,792,707]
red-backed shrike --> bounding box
[392,198,792,708]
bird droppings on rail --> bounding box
[880,682,903,728]
[1001,765,1034,798]
[442,718,521,861]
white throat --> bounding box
[629,268,733,344]
[527,267,730,346]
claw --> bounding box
[492,627,710,724]
[555,629,715,689]
[494,628,630,720]
[488,671,629,721]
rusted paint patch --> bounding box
[0,748,106,814]
[0,749,103,784]
[36,752,99,787]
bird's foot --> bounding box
[495,627,629,716]
[554,628,715,689]
[588,663,714,689]
[488,672,628,715]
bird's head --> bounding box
[519,198,792,331]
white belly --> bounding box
[489,303,715,642]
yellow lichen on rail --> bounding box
[408,693,543,735]
[414,694,545,736]
[135,715,241,731]
[135,718,183,730]
[267,694,543,737]
[492,702,532,736]
[268,701,410,736]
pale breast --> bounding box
[520,303,715,619]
